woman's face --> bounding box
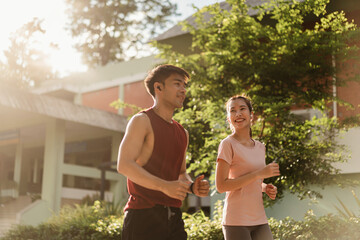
[227,98,252,131]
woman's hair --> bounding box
[226,94,253,114]
[144,64,190,97]
[226,94,253,136]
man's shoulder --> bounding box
[133,111,148,119]
[128,112,151,129]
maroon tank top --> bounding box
[124,108,187,210]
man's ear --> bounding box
[154,82,162,92]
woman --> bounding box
[215,95,280,240]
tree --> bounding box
[65,0,179,67]
[155,0,360,204]
[0,18,57,88]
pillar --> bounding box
[41,119,65,213]
[13,140,23,198]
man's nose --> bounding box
[181,86,186,93]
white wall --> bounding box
[334,127,360,173]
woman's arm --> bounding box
[216,159,279,193]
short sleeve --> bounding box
[258,141,266,153]
[217,138,233,165]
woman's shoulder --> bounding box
[253,139,266,149]
[218,136,235,150]
[220,135,234,144]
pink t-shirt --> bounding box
[217,136,268,226]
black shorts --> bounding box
[121,205,187,240]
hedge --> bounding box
[2,202,360,240]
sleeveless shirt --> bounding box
[124,108,187,210]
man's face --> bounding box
[160,73,187,108]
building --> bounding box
[0,83,128,234]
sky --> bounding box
[0,0,223,77]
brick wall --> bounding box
[336,8,360,120]
[123,81,153,116]
[82,86,119,114]
[337,78,360,120]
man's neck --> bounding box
[152,103,175,124]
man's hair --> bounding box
[144,64,190,97]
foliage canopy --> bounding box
[65,0,179,67]
[154,0,360,204]
[0,18,57,88]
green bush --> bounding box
[1,201,123,240]
[183,211,223,240]
[2,202,360,240]
[183,209,360,240]
[334,190,360,218]
[270,210,360,240]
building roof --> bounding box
[0,84,127,132]
[38,56,159,89]
[34,55,162,95]
[154,0,263,41]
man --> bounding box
[117,64,210,240]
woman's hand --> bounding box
[259,162,280,179]
[264,183,277,200]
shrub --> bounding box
[0,201,123,240]
[183,206,360,240]
[183,211,223,240]
[1,224,58,240]
[269,210,360,240]
[334,190,360,218]
[2,202,360,240]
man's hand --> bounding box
[191,175,210,197]
[162,180,191,201]
[265,183,277,200]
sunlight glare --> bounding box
[0,0,87,77]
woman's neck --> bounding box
[231,129,253,146]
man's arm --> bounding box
[117,113,189,201]
[178,129,193,183]
[178,129,210,197]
